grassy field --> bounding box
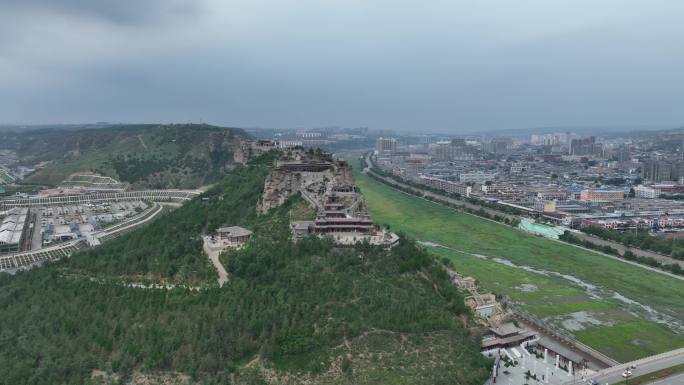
[289,199,317,221]
[353,168,684,362]
[25,152,118,186]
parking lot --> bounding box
[37,200,148,246]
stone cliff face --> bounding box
[259,169,334,214]
[259,169,301,213]
[257,149,369,218]
[257,149,337,214]
[234,139,279,165]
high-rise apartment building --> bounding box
[375,137,398,155]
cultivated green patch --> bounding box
[575,321,684,363]
[288,199,317,221]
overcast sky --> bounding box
[1,0,683,132]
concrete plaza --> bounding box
[487,347,595,385]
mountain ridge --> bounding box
[0,124,248,188]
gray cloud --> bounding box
[1,0,683,132]
[2,0,203,24]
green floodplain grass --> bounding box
[575,321,683,363]
[353,170,684,361]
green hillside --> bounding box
[0,156,490,385]
[0,124,245,188]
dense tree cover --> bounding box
[71,160,271,283]
[0,156,490,384]
[107,128,237,186]
[663,194,684,200]
[7,124,244,188]
[603,177,628,186]
[560,231,684,276]
[581,225,684,260]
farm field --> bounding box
[354,170,684,362]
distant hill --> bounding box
[0,124,247,188]
[0,156,490,384]
[455,124,675,138]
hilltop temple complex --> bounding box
[259,148,398,247]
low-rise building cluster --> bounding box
[0,208,29,253]
[372,131,684,237]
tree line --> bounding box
[580,225,684,260]
[560,231,684,276]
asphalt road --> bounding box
[30,211,42,250]
[567,349,684,385]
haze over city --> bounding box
[2,0,684,132]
